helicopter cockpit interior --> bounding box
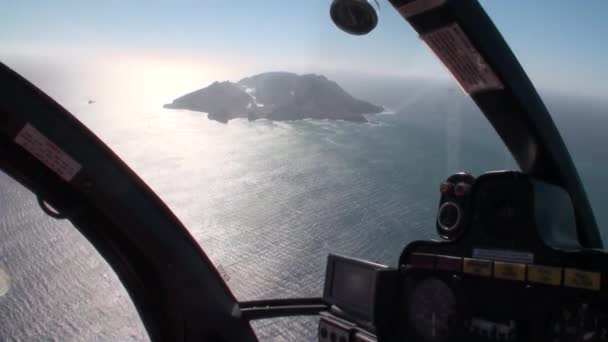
[316,170,608,342]
[1,0,606,341]
[306,1,608,341]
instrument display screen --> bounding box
[323,254,386,321]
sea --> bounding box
[1,65,607,341]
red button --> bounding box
[440,182,454,194]
[454,182,470,196]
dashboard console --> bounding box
[319,171,608,342]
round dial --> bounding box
[407,277,457,342]
[437,202,461,232]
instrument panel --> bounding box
[401,253,608,342]
[319,171,608,342]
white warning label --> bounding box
[473,248,534,264]
[14,123,82,182]
[422,23,504,95]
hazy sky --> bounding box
[1,0,607,98]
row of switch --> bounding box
[407,252,602,291]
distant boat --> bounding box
[88,100,96,104]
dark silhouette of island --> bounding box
[163,72,384,123]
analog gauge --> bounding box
[437,202,461,232]
[407,277,457,342]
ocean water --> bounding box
[0,71,606,341]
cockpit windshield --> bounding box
[1,1,607,341]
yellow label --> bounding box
[463,258,492,277]
[564,268,601,291]
[494,262,526,281]
[527,265,562,286]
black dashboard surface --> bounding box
[399,171,608,342]
[320,171,608,342]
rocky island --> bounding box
[163,72,384,123]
